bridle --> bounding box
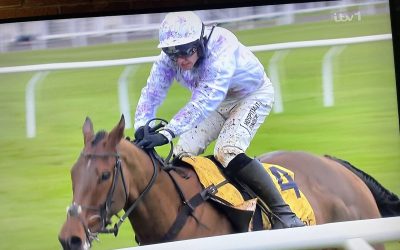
[65,118,219,246]
[66,148,160,247]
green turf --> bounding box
[0,13,398,250]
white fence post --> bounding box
[118,66,137,129]
[322,45,347,107]
[26,71,49,138]
[268,50,289,113]
[344,238,375,250]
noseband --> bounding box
[65,118,216,246]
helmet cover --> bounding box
[158,11,203,48]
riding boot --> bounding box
[224,153,305,229]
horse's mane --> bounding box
[92,130,107,146]
[325,155,400,217]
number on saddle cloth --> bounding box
[269,166,301,198]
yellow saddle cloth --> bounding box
[181,156,316,229]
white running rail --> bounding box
[0,34,392,138]
[115,217,400,250]
[0,34,391,74]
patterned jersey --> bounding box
[134,26,270,136]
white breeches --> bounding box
[174,77,274,167]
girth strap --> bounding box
[161,180,229,242]
[161,185,215,242]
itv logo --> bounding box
[333,11,362,22]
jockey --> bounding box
[134,11,304,229]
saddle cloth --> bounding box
[181,155,316,230]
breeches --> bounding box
[174,79,274,167]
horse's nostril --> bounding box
[69,235,82,248]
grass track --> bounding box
[0,13,398,249]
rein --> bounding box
[132,147,221,244]
[67,118,218,246]
[66,148,159,245]
[131,118,220,244]
[109,148,159,236]
[98,148,159,237]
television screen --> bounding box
[0,0,398,249]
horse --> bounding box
[58,115,400,250]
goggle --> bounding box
[162,41,198,61]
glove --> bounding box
[134,122,168,141]
[134,126,145,141]
[137,132,169,149]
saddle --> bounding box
[177,155,316,231]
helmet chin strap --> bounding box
[195,24,216,67]
[198,23,205,58]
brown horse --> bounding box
[59,116,399,250]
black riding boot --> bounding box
[224,153,305,229]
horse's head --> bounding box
[59,116,127,250]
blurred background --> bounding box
[0,0,398,249]
[0,0,390,53]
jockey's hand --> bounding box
[134,122,168,142]
[134,126,145,141]
[137,132,169,149]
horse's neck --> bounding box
[131,173,183,243]
[117,141,235,243]
[118,141,183,243]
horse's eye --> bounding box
[101,172,111,181]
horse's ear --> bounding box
[83,117,94,146]
[109,115,125,148]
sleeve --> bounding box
[165,32,239,136]
[134,53,176,130]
